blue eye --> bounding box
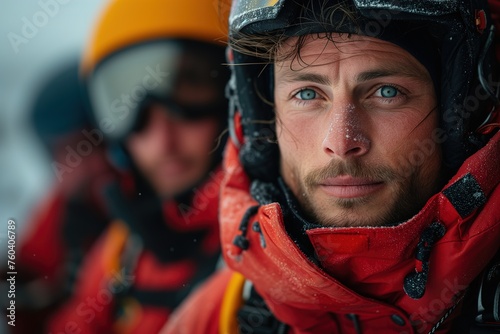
[379,85,398,98]
[297,89,317,100]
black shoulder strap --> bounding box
[103,181,209,262]
[237,283,288,334]
[451,250,500,333]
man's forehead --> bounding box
[275,35,431,82]
[277,33,377,56]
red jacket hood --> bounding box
[220,128,500,333]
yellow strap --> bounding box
[101,219,130,275]
[219,272,246,334]
[101,220,142,334]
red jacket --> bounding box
[18,144,113,282]
[162,126,500,334]
[47,167,224,334]
[11,145,114,334]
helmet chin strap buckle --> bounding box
[475,9,487,33]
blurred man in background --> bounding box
[16,0,230,333]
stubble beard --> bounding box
[294,159,437,227]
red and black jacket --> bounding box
[47,166,224,334]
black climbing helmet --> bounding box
[227,0,499,181]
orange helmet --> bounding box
[83,0,231,142]
[82,0,229,74]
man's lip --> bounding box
[320,176,382,186]
[319,176,384,198]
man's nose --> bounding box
[321,101,370,159]
[147,105,178,149]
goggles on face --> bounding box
[87,40,228,141]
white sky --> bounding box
[0,1,109,301]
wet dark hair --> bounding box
[229,1,361,63]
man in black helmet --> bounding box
[162,0,500,333]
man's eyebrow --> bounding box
[279,72,332,86]
[278,64,429,86]
[356,65,428,83]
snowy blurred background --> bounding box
[0,1,107,330]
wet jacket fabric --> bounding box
[12,147,115,334]
[18,145,113,285]
[47,167,224,334]
[162,127,500,334]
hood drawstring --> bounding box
[230,180,283,258]
[404,222,446,299]
[232,205,260,253]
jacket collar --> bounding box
[221,131,500,331]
